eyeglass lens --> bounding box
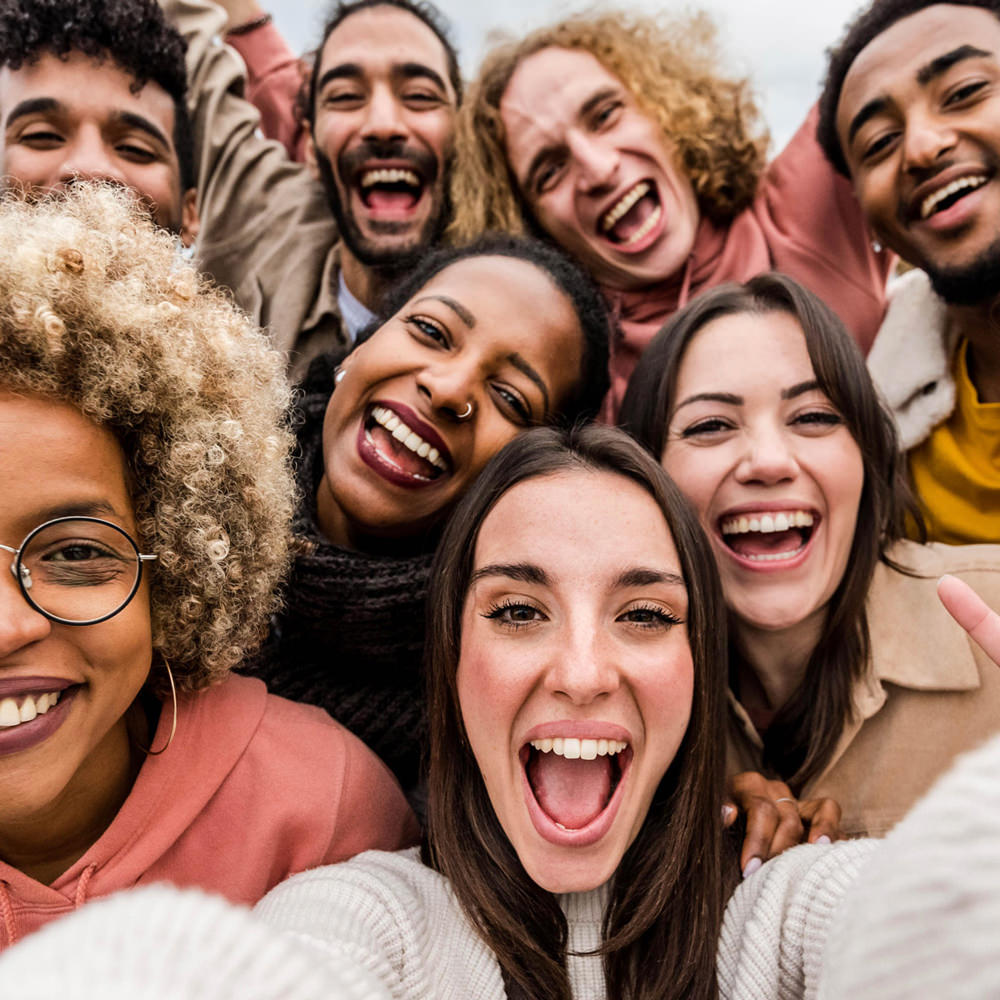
[17,519,142,623]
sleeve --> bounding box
[756,105,893,356]
[226,20,308,161]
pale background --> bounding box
[270,0,867,151]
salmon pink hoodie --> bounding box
[0,674,419,948]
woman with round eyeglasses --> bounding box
[250,234,612,792]
[0,185,417,948]
[621,272,1000,838]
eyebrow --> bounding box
[4,97,170,149]
[115,110,171,150]
[34,500,119,522]
[781,379,820,400]
[470,562,549,586]
[614,567,686,589]
[507,352,550,414]
[412,294,476,327]
[524,85,619,189]
[5,96,59,130]
[316,61,448,95]
[673,391,743,413]
[848,45,993,146]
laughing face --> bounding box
[0,393,151,850]
[660,310,864,640]
[500,46,700,293]
[315,254,584,548]
[457,469,693,894]
[836,5,1000,304]
[310,5,456,269]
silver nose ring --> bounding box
[456,402,474,421]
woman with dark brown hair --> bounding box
[253,424,738,1000]
[621,272,1000,838]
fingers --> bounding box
[798,796,843,844]
[726,771,803,877]
[938,575,1000,667]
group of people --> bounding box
[0,0,999,996]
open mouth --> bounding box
[522,736,630,831]
[720,510,816,563]
[918,174,989,220]
[600,181,663,247]
[357,166,425,217]
[362,404,450,483]
[0,689,64,729]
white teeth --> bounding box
[721,510,815,535]
[601,181,650,232]
[530,737,628,757]
[0,690,62,728]
[619,202,662,246]
[370,405,448,471]
[361,168,420,189]
[920,175,987,219]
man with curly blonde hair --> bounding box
[450,11,893,415]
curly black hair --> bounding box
[0,0,194,190]
[357,233,613,422]
[305,0,462,126]
[818,0,1000,175]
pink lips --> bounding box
[0,683,77,757]
[716,505,821,575]
[356,400,453,490]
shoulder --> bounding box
[881,539,1000,590]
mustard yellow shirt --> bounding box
[908,339,1000,544]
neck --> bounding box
[0,713,140,884]
[732,610,825,715]
[339,247,395,313]
[948,300,1000,403]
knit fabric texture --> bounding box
[245,356,434,789]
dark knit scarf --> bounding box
[246,362,434,791]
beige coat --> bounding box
[727,540,1000,837]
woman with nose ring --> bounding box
[0,185,417,948]
[621,272,1000,838]
[248,234,612,792]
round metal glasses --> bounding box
[0,516,157,626]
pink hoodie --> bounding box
[0,674,419,948]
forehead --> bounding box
[837,5,1000,129]
[677,310,813,389]
[319,5,453,90]
[501,47,626,156]
[0,49,176,135]
[476,469,680,571]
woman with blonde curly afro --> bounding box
[449,10,894,416]
[0,184,417,949]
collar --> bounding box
[300,242,344,334]
[337,269,378,342]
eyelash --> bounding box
[482,600,682,631]
[482,599,543,629]
[619,603,683,629]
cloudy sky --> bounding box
[270,0,868,150]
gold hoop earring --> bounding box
[137,657,177,756]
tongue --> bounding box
[728,528,804,558]
[365,187,419,213]
[528,751,612,829]
[609,192,658,243]
[370,424,438,479]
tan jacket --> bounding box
[166,0,346,377]
[727,540,1000,837]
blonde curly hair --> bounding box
[448,10,768,245]
[0,184,295,694]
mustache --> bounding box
[337,139,440,185]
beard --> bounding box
[925,233,1000,307]
[315,139,451,277]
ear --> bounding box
[306,132,320,181]
[179,189,200,247]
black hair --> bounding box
[305,0,462,125]
[818,0,1000,174]
[359,233,613,422]
[0,0,194,191]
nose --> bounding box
[544,618,620,706]
[568,131,618,193]
[57,126,129,186]
[361,85,408,143]
[903,115,957,176]
[734,424,799,485]
[417,361,478,423]
[0,559,51,658]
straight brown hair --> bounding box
[620,273,914,790]
[424,424,735,1000]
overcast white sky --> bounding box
[270,0,868,151]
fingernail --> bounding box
[742,857,762,879]
[721,804,737,824]
[815,835,831,846]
